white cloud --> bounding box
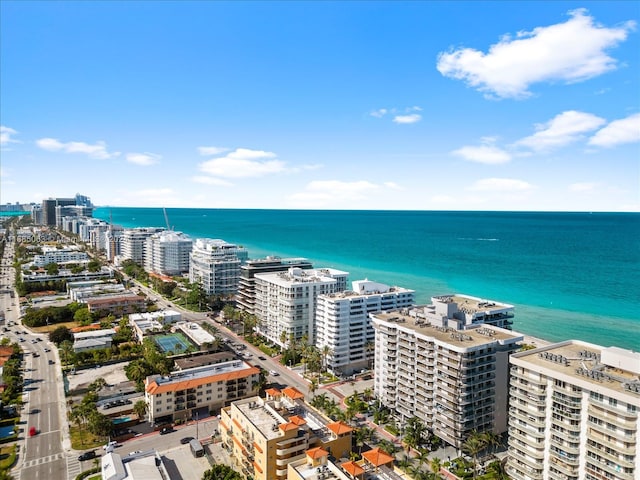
[569,182,598,192]
[0,126,19,145]
[452,144,512,164]
[191,175,234,187]
[468,178,534,192]
[371,106,423,123]
[437,9,635,99]
[370,108,388,118]
[515,110,606,151]
[199,148,285,179]
[588,112,640,147]
[384,181,402,190]
[126,152,161,166]
[393,114,422,124]
[198,146,229,156]
[289,180,387,208]
[36,137,120,159]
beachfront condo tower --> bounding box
[315,279,415,377]
[507,341,639,480]
[188,238,249,295]
[372,308,523,449]
[144,230,193,276]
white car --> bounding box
[103,441,117,450]
[269,370,279,376]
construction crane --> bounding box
[163,207,173,231]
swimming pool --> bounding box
[0,425,16,439]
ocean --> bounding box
[94,208,640,351]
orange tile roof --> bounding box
[340,460,365,476]
[278,422,298,432]
[306,447,329,460]
[282,386,304,400]
[288,415,306,426]
[265,387,281,398]
[362,447,394,467]
[327,421,353,436]
[145,366,260,394]
[70,324,101,333]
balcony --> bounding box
[509,448,544,471]
[586,443,636,469]
[588,405,637,429]
[509,428,545,448]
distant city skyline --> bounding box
[1,2,638,212]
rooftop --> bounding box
[511,340,640,399]
[372,310,523,349]
[146,360,258,395]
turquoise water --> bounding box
[95,208,640,351]
[112,417,132,424]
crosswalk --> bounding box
[67,455,85,480]
[21,453,66,469]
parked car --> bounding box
[78,451,96,461]
[160,427,174,435]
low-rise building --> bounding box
[145,360,260,424]
[101,450,171,480]
[86,293,146,316]
[73,328,117,353]
[220,387,353,480]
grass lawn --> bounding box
[69,426,106,451]
[32,321,78,334]
[0,444,16,470]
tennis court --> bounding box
[154,333,194,353]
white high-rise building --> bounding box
[315,280,415,376]
[144,231,192,276]
[189,238,248,295]
[254,267,348,347]
[507,342,639,480]
[372,308,523,449]
[121,227,165,265]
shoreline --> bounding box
[520,334,552,348]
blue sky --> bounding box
[1,1,638,211]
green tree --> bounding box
[462,431,488,480]
[49,325,73,345]
[87,259,102,272]
[44,262,59,275]
[59,340,75,365]
[73,307,93,325]
[202,465,242,480]
[133,400,148,421]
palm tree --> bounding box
[396,453,414,472]
[462,431,488,480]
[59,339,75,365]
[485,459,509,479]
[309,376,319,397]
[133,400,148,422]
[378,439,400,456]
[321,345,331,372]
[429,457,443,479]
[403,416,428,451]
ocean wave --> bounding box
[457,237,499,242]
